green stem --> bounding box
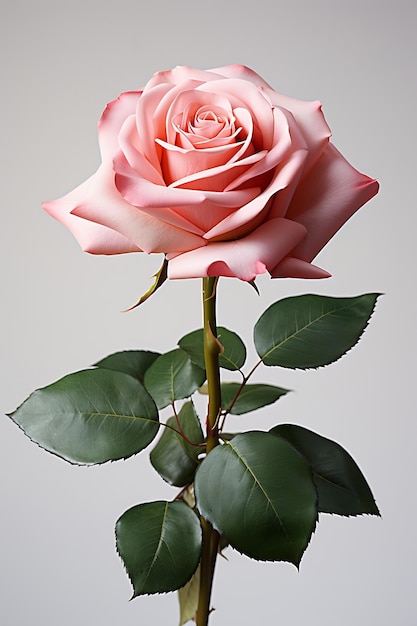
[196,277,221,626]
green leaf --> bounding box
[8,369,159,465]
[194,431,317,565]
[178,565,200,626]
[254,293,381,369]
[144,349,206,409]
[270,424,380,516]
[219,382,290,415]
[94,350,160,382]
[179,327,246,371]
[150,402,204,486]
[116,501,202,597]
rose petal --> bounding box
[185,105,235,142]
[116,144,263,235]
[98,91,141,161]
[70,165,206,254]
[118,115,165,185]
[170,150,265,194]
[151,79,209,149]
[158,137,243,186]
[209,64,274,90]
[270,256,331,279]
[135,82,173,173]
[285,144,379,262]
[42,177,140,254]
[177,124,240,148]
[262,89,331,172]
[114,155,260,211]
[167,218,307,281]
[223,106,294,192]
[115,163,261,235]
[177,127,241,149]
[144,66,226,90]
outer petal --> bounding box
[70,165,206,254]
[167,218,307,281]
[118,115,165,186]
[270,256,331,279]
[98,91,141,161]
[42,177,140,254]
[209,64,274,89]
[286,144,379,262]
[265,91,331,172]
[144,66,226,89]
[135,81,174,173]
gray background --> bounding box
[1,1,415,624]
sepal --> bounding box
[178,565,200,626]
[122,258,168,311]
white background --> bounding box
[1,1,416,624]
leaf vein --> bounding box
[228,441,290,539]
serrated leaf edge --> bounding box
[256,293,382,370]
[270,424,380,517]
[115,502,202,598]
[196,435,318,567]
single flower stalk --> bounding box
[197,277,221,626]
[8,64,381,626]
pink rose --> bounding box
[43,65,378,281]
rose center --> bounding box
[171,104,242,149]
[156,99,248,187]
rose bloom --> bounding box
[44,65,378,281]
